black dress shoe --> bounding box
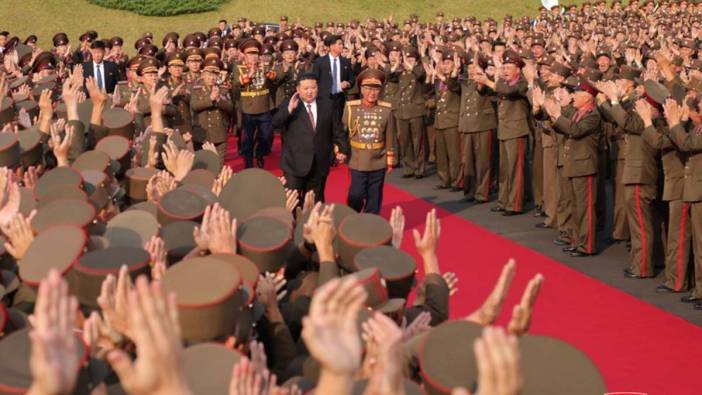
[501,210,517,216]
[401,174,414,179]
[562,246,577,253]
[415,174,424,179]
[434,185,449,190]
[474,199,488,204]
[460,196,475,203]
[569,251,592,257]
[681,295,701,303]
[535,223,550,229]
[656,284,679,294]
[533,208,543,217]
[256,157,265,168]
[450,187,463,192]
[553,238,570,246]
[623,268,650,278]
[490,206,505,213]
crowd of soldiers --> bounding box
[0,0,699,393]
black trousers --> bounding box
[347,169,385,214]
[285,158,328,202]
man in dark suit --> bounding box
[272,72,349,202]
[313,34,354,121]
[82,40,119,94]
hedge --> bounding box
[88,0,228,16]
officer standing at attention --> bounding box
[344,69,396,214]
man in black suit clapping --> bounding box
[313,34,354,122]
[273,73,349,202]
[82,40,119,94]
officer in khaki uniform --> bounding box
[546,79,602,257]
[184,47,203,85]
[191,58,234,159]
[163,52,193,139]
[113,56,142,109]
[344,69,396,214]
[639,102,690,293]
[390,46,426,178]
[530,62,572,229]
[273,40,310,109]
[458,62,497,203]
[601,80,661,278]
[598,67,640,242]
[230,38,279,168]
[477,51,530,215]
[663,102,702,309]
[433,51,462,190]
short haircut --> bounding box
[297,72,318,86]
[324,34,342,47]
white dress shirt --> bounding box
[328,54,342,94]
[93,61,105,89]
[303,99,317,128]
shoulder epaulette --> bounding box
[116,81,127,85]
[346,99,361,106]
[378,101,392,108]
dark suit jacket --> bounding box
[312,54,354,100]
[82,61,119,94]
[272,98,349,177]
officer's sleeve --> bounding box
[386,109,397,156]
[665,122,702,152]
[495,78,528,99]
[66,120,86,162]
[405,273,450,326]
[641,124,673,149]
[446,77,461,93]
[190,89,215,112]
[610,103,644,134]
[554,111,601,139]
[136,93,151,116]
[217,97,233,114]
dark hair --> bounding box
[219,19,227,24]
[297,72,318,85]
[324,34,342,47]
[90,40,106,50]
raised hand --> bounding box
[144,236,167,280]
[412,208,441,261]
[302,277,367,374]
[507,274,544,336]
[106,276,193,395]
[287,92,300,114]
[97,265,134,339]
[1,211,36,260]
[27,270,80,395]
[50,122,73,167]
[0,168,20,227]
[285,188,299,212]
[465,259,516,326]
[663,98,682,128]
[389,206,405,249]
[634,99,653,126]
[204,203,237,255]
[162,141,194,181]
[212,165,234,196]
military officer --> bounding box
[475,51,530,216]
[230,38,278,168]
[541,78,602,257]
[391,46,427,179]
[163,51,193,139]
[344,68,396,214]
[191,58,234,159]
[458,60,498,203]
[185,48,203,85]
[433,50,462,191]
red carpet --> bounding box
[226,135,701,395]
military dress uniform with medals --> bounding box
[344,69,396,214]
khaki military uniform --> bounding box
[343,100,396,214]
[532,85,560,227]
[163,77,193,139]
[391,65,426,177]
[495,78,530,213]
[457,79,497,201]
[642,125,691,291]
[665,123,702,299]
[433,78,461,189]
[604,100,660,277]
[554,106,602,254]
[600,97,630,241]
[191,84,234,159]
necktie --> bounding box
[332,57,339,94]
[96,64,104,91]
[306,104,316,130]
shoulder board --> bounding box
[346,99,361,106]
[378,101,392,108]
[116,81,128,85]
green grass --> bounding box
[6,0,548,55]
